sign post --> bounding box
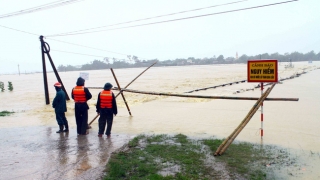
[247,60,278,139]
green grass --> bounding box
[104,134,296,180]
[0,110,14,116]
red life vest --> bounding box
[100,90,113,108]
[73,86,86,103]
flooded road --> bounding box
[1,61,320,179]
[0,126,132,180]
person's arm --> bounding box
[84,88,92,100]
[52,94,57,108]
[96,92,101,113]
[112,93,117,115]
[71,88,74,100]
[52,92,62,108]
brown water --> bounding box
[1,62,320,179]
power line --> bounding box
[47,0,298,37]
[52,49,107,58]
[0,0,86,19]
[0,25,141,58]
[47,38,129,56]
[0,24,39,36]
[47,0,248,37]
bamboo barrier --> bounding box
[88,114,99,126]
[115,61,157,98]
[213,85,272,156]
[88,62,157,125]
[214,83,276,156]
[111,68,132,116]
[121,88,298,101]
[185,80,247,93]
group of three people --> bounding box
[52,77,117,138]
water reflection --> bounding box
[58,132,69,165]
[75,136,91,176]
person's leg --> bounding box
[105,114,114,137]
[80,110,88,135]
[62,113,69,132]
[98,113,107,136]
[56,112,64,133]
[75,106,81,134]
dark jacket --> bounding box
[52,87,67,113]
[96,92,117,115]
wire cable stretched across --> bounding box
[47,0,298,37]
[47,0,248,37]
[0,0,86,19]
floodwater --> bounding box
[1,61,320,179]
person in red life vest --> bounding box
[96,82,117,138]
[52,82,68,133]
[71,77,92,135]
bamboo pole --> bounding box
[111,68,132,116]
[216,85,273,156]
[121,88,298,101]
[115,61,157,98]
[217,84,276,156]
[88,62,157,125]
[213,85,274,156]
[88,114,99,126]
[185,80,247,93]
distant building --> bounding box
[187,60,193,64]
[236,52,238,60]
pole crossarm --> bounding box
[120,88,299,101]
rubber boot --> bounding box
[56,125,63,133]
[63,121,69,132]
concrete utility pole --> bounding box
[18,64,20,76]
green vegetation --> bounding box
[58,51,320,71]
[8,81,13,91]
[104,134,297,180]
[0,81,4,92]
[0,110,14,116]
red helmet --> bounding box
[54,82,62,87]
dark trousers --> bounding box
[75,104,88,135]
[55,112,67,126]
[98,113,113,135]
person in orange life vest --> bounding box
[52,82,68,133]
[96,82,117,138]
[71,77,92,135]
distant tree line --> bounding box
[57,51,320,71]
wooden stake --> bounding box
[216,84,276,156]
[88,114,99,126]
[88,62,157,125]
[115,61,157,98]
[111,68,132,116]
[121,88,298,101]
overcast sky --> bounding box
[0,0,319,74]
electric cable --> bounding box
[48,0,248,37]
[52,49,107,58]
[0,0,86,19]
[47,0,298,37]
[47,38,129,56]
[0,24,138,59]
[0,24,39,36]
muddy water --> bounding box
[1,61,320,179]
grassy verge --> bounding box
[104,134,297,180]
[0,110,14,116]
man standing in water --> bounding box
[52,82,68,133]
[71,77,92,135]
[96,82,117,138]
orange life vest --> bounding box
[73,86,86,103]
[100,90,113,108]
